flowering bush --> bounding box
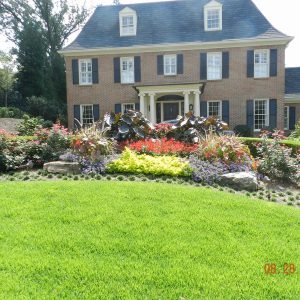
[107,148,192,177]
[126,138,197,156]
[155,123,173,138]
[189,156,252,184]
[256,132,300,184]
[197,133,254,168]
[72,123,116,162]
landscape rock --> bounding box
[220,172,258,192]
[43,161,81,174]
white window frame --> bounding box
[119,7,137,37]
[164,54,177,76]
[79,59,92,85]
[207,100,222,119]
[207,52,222,80]
[122,103,136,113]
[80,104,94,126]
[120,57,135,84]
[204,1,223,31]
[254,99,269,132]
[254,49,270,78]
[284,106,289,130]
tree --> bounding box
[113,0,121,5]
[0,0,89,121]
[0,52,16,107]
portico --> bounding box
[134,83,205,124]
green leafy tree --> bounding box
[0,52,16,107]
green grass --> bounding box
[0,181,299,299]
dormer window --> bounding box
[119,7,137,37]
[204,0,222,31]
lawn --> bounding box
[0,181,299,299]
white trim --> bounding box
[204,0,222,31]
[79,58,92,85]
[254,49,270,78]
[80,104,94,125]
[121,102,136,113]
[135,83,204,94]
[207,100,222,118]
[119,7,137,37]
[59,37,293,56]
[284,106,290,130]
[164,54,177,76]
[285,94,300,104]
[253,99,269,132]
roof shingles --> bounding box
[63,0,288,51]
[285,67,300,94]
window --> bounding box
[207,101,222,119]
[254,50,269,78]
[121,57,134,83]
[254,99,269,131]
[79,59,92,85]
[204,1,222,31]
[164,55,177,75]
[207,52,222,80]
[80,105,94,126]
[122,103,135,113]
[284,106,289,130]
[119,7,137,36]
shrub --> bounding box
[127,138,198,156]
[170,113,228,143]
[104,110,155,141]
[289,119,300,140]
[72,123,116,162]
[0,107,25,118]
[106,148,192,177]
[234,125,252,137]
[197,133,254,168]
[18,115,44,136]
[155,123,173,138]
[256,132,300,184]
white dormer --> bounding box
[204,0,222,31]
[119,7,137,37]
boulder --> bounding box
[220,172,258,192]
[43,161,80,174]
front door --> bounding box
[163,102,179,121]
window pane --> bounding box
[208,101,221,118]
[82,105,94,126]
[284,107,289,130]
[164,55,177,75]
[207,53,222,80]
[254,51,269,78]
[254,100,267,130]
[207,9,220,29]
[121,58,134,83]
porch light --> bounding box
[189,104,194,111]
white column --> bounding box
[139,93,145,115]
[149,92,156,124]
[194,91,201,117]
[183,91,190,114]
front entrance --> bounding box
[163,102,180,121]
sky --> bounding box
[0,0,299,67]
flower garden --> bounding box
[0,111,300,206]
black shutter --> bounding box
[200,53,207,80]
[92,58,99,84]
[200,101,207,117]
[246,100,254,128]
[157,55,163,75]
[222,100,229,124]
[269,99,277,129]
[72,59,79,85]
[134,56,141,82]
[177,54,183,74]
[289,106,296,130]
[247,50,254,78]
[93,104,100,121]
[222,52,229,79]
[135,102,140,111]
[115,103,121,113]
[114,57,120,83]
[74,105,80,128]
[270,49,278,77]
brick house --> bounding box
[60,0,298,132]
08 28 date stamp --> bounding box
[264,263,296,275]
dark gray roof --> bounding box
[285,67,300,94]
[63,0,289,51]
